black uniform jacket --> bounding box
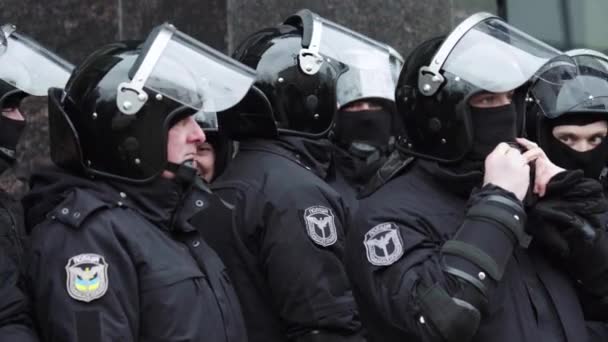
[22,167,247,342]
[0,190,38,341]
[195,137,365,342]
[345,159,608,342]
[327,146,388,218]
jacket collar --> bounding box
[24,166,212,233]
[240,136,333,180]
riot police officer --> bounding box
[328,44,403,215]
[527,49,608,181]
[345,13,608,342]
[192,10,366,342]
[525,49,608,324]
[0,23,72,341]
[22,24,254,341]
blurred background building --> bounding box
[506,0,608,52]
[0,0,604,195]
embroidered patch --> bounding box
[65,253,109,302]
[364,222,404,266]
[304,206,337,247]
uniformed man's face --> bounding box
[164,115,206,178]
[552,120,608,152]
[194,142,215,182]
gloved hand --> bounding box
[528,170,608,300]
[529,200,602,258]
[528,169,607,259]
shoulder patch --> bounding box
[304,206,337,247]
[364,222,404,266]
[65,253,109,302]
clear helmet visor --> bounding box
[569,52,608,72]
[315,18,404,108]
[530,54,608,118]
[0,24,73,96]
[441,16,561,93]
[119,24,256,114]
[0,29,6,55]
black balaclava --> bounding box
[334,108,393,157]
[333,107,393,184]
[0,86,27,168]
[543,114,608,180]
[468,103,519,161]
[425,102,520,198]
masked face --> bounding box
[467,91,518,161]
[546,120,608,179]
[552,121,608,152]
[334,101,393,157]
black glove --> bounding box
[528,170,607,258]
[529,200,603,259]
[528,170,608,299]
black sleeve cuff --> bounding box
[442,188,528,290]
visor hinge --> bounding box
[418,66,445,96]
[116,82,148,115]
[299,48,324,75]
[1,24,16,39]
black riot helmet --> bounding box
[526,49,608,178]
[529,49,608,128]
[329,26,404,155]
[395,13,562,163]
[49,23,255,183]
[224,9,403,139]
[0,23,73,109]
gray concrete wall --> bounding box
[0,0,497,196]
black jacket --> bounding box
[0,190,38,341]
[23,167,247,342]
[345,158,608,342]
[327,146,388,217]
[195,137,365,342]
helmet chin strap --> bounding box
[166,159,199,186]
